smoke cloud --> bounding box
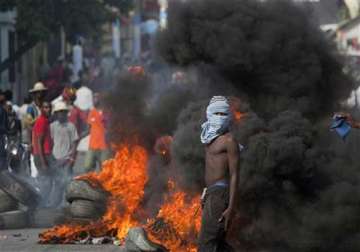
[151,0,360,251]
[157,0,353,119]
[103,0,360,250]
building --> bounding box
[0,10,16,90]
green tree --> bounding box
[0,0,133,73]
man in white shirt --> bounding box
[49,101,79,207]
[74,71,93,111]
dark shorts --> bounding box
[198,186,233,252]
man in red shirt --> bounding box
[32,101,52,206]
[84,92,111,172]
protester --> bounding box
[74,70,94,111]
[63,87,88,136]
[32,101,52,206]
[84,92,110,172]
[198,96,240,252]
[5,102,23,174]
[18,96,32,175]
[50,101,78,207]
[0,91,8,170]
[5,102,21,143]
[24,82,48,132]
[18,96,32,121]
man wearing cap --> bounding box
[198,96,240,252]
[50,101,78,207]
[24,82,47,177]
[24,82,47,143]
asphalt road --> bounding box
[0,229,127,252]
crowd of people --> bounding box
[0,76,112,208]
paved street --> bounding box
[0,229,126,252]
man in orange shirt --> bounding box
[84,92,111,172]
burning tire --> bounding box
[0,189,17,213]
[30,208,66,228]
[65,179,109,203]
[69,199,105,219]
[0,170,40,208]
[125,227,162,252]
[0,210,28,229]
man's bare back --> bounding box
[205,132,239,186]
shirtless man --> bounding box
[199,96,240,252]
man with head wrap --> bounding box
[198,96,239,252]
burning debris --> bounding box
[39,145,148,244]
[39,145,201,251]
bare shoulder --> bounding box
[223,132,239,152]
[223,132,236,144]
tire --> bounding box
[65,179,109,203]
[125,239,142,252]
[0,170,40,208]
[0,210,28,229]
[69,199,105,219]
[30,208,66,228]
[0,189,17,213]
[126,227,161,252]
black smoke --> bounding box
[152,0,360,251]
[157,0,353,119]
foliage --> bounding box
[0,0,133,44]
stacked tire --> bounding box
[65,179,109,223]
[0,171,40,229]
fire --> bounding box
[39,144,201,252]
[234,111,245,121]
[39,145,148,243]
[229,96,247,122]
[145,180,201,252]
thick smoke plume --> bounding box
[157,0,353,119]
[104,0,360,251]
[151,0,360,251]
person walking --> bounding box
[84,92,110,172]
[50,101,78,207]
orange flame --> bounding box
[234,111,245,121]
[145,180,201,252]
[39,145,148,243]
[39,145,201,252]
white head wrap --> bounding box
[200,96,232,144]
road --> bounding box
[0,228,127,252]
